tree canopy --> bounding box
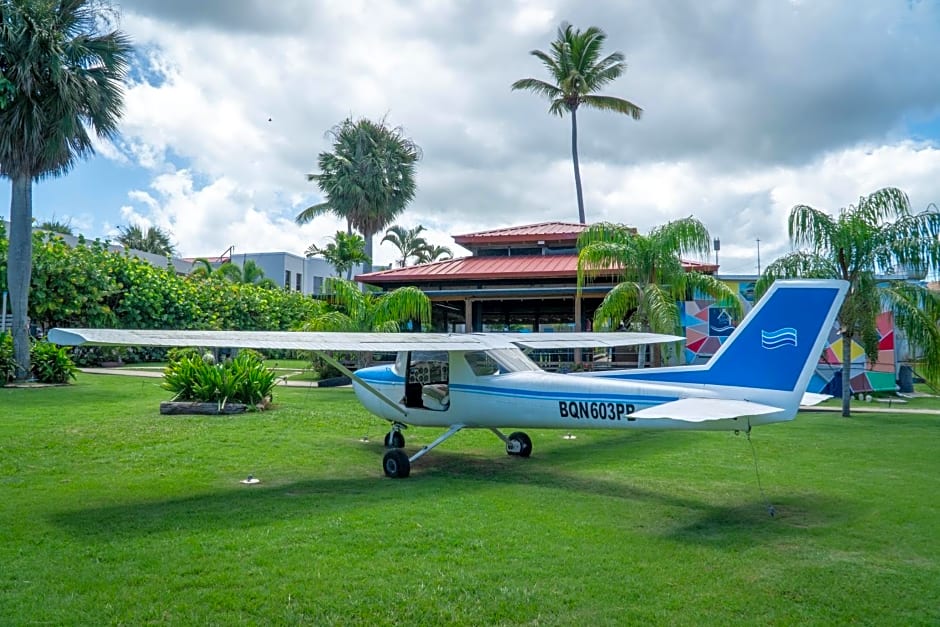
[306,231,370,280]
[116,224,177,256]
[296,117,421,273]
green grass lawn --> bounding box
[1,374,938,625]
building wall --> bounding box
[231,252,365,295]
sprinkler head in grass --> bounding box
[562,433,576,440]
[240,474,260,485]
[359,436,370,443]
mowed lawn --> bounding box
[1,375,938,625]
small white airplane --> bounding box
[49,279,848,479]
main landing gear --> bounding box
[381,425,533,478]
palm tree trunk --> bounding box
[841,334,853,417]
[363,232,373,275]
[8,174,33,381]
[570,107,586,224]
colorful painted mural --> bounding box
[683,288,897,394]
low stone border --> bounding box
[159,401,248,415]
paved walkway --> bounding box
[78,367,325,388]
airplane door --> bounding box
[404,351,450,411]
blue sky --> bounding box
[3,0,940,273]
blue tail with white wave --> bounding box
[604,279,848,393]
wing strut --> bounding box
[312,350,406,418]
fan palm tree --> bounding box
[116,224,176,256]
[756,187,940,417]
[36,218,74,236]
[512,23,642,224]
[306,231,370,280]
[0,0,131,380]
[295,117,420,272]
[382,224,430,267]
[577,218,740,367]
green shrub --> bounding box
[0,332,16,385]
[167,347,201,364]
[30,340,77,384]
[162,352,279,409]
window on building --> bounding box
[296,273,302,292]
[313,276,323,294]
[285,270,291,289]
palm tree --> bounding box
[417,244,454,264]
[0,0,131,380]
[295,117,421,272]
[299,277,431,367]
[577,218,740,367]
[756,187,940,417]
[512,23,642,225]
[36,218,74,236]
[382,224,430,267]
[188,258,218,280]
[116,224,176,256]
[306,231,370,280]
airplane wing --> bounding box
[630,398,784,422]
[47,328,685,352]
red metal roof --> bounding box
[452,222,588,246]
[358,254,718,284]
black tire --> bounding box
[383,449,411,478]
[507,431,532,458]
[384,431,405,449]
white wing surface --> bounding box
[630,398,783,422]
[48,328,686,352]
[800,392,832,406]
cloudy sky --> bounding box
[3,0,940,274]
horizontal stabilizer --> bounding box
[630,398,783,422]
[504,332,685,349]
[800,392,832,406]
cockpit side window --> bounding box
[465,351,500,376]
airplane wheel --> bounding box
[384,431,405,449]
[507,431,532,458]
[383,449,411,478]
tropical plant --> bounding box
[299,277,431,367]
[115,223,176,256]
[0,331,15,385]
[755,187,940,417]
[382,224,429,267]
[512,22,642,224]
[577,219,741,367]
[417,244,453,264]
[306,231,370,279]
[30,340,77,384]
[295,117,421,272]
[162,351,279,409]
[0,0,132,380]
[36,218,74,235]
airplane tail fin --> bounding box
[627,279,848,393]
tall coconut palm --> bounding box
[755,187,940,417]
[512,23,642,224]
[295,117,420,272]
[382,224,430,267]
[306,231,370,280]
[116,224,176,256]
[577,218,740,367]
[0,0,131,380]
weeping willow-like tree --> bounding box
[756,187,940,417]
[577,218,741,366]
[0,0,132,380]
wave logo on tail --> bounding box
[761,327,798,349]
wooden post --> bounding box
[464,298,473,333]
